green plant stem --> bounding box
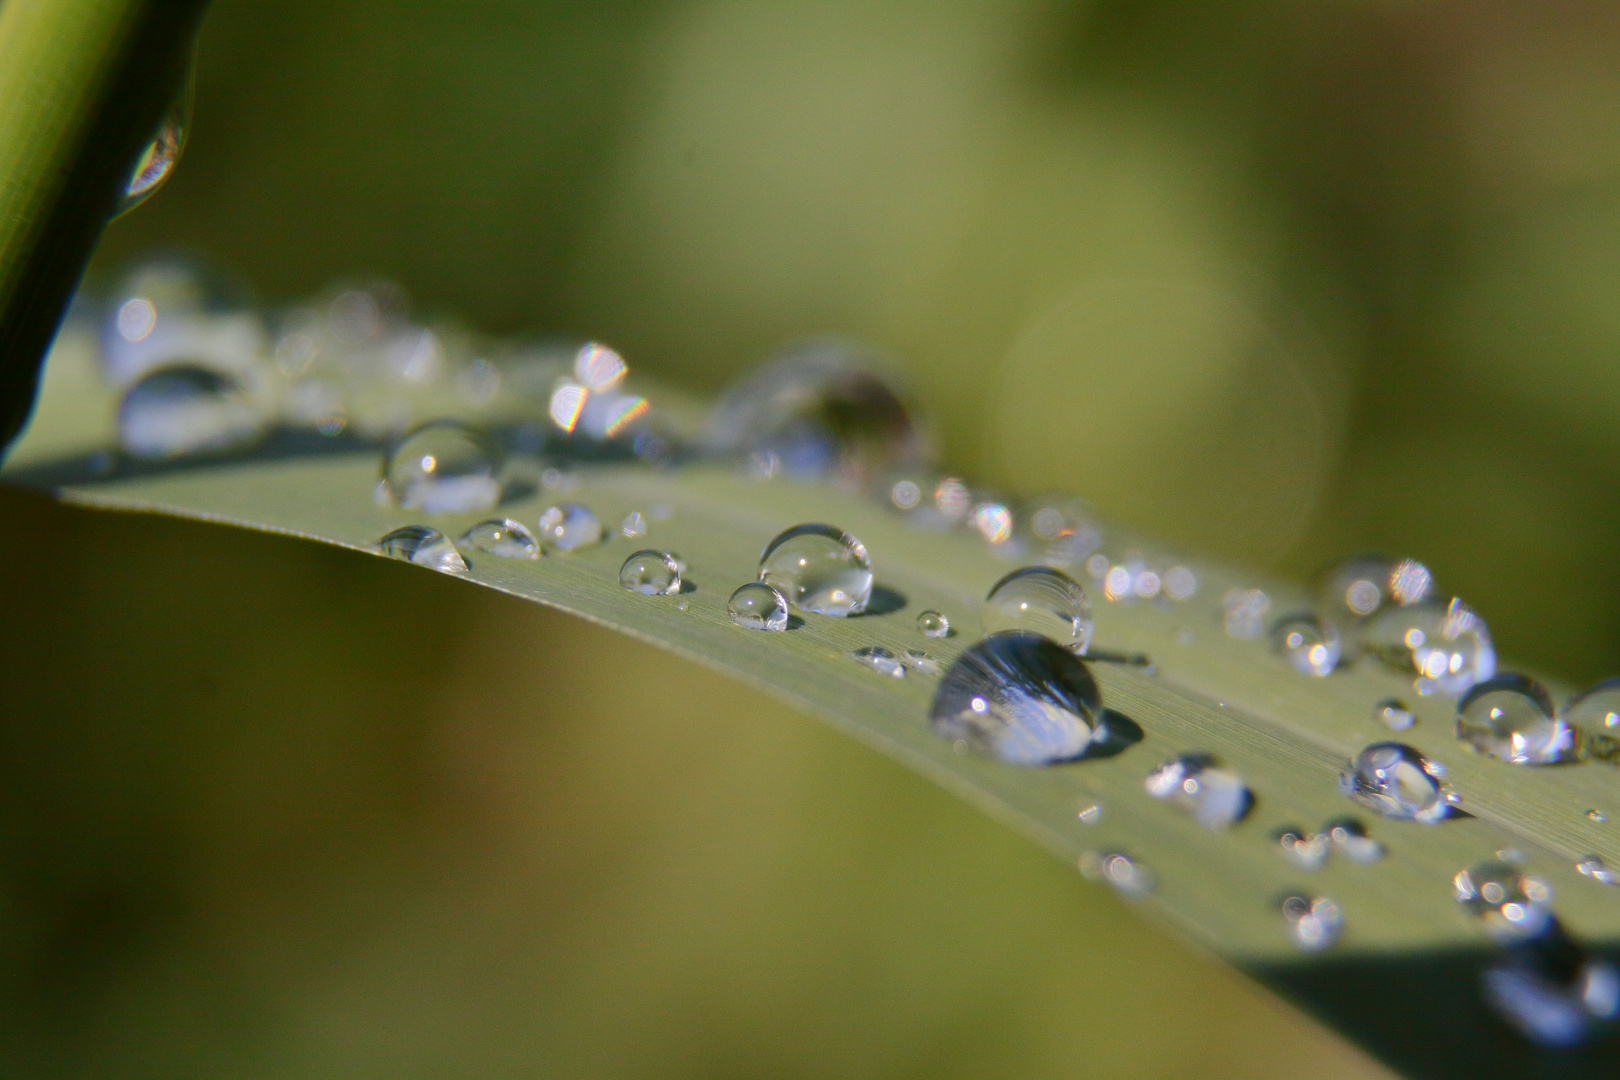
[0,0,207,454]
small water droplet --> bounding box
[929,632,1105,766]
[1222,588,1271,640]
[889,478,922,510]
[1163,566,1197,601]
[1497,848,1528,865]
[383,421,500,514]
[458,518,539,559]
[1457,674,1576,765]
[1339,742,1452,823]
[1325,818,1386,864]
[1077,804,1103,824]
[1456,862,1555,942]
[896,650,940,676]
[970,502,1014,545]
[1174,627,1196,646]
[1320,555,1435,621]
[1280,894,1343,952]
[982,567,1093,654]
[115,68,192,217]
[1079,851,1153,897]
[852,645,906,678]
[916,609,951,638]
[575,341,628,391]
[537,504,602,552]
[1271,613,1341,676]
[1483,954,1620,1047]
[1577,856,1619,886]
[1589,809,1610,823]
[1144,754,1254,829]
[1276,828,1330,871]
[934,478,971,521]
[620,511,649,539]
[1565,679,1620,733]
[619,550,682,595]
[758,523,873,616]
[728,582,789,631]
[377,525,468,574]
[118,365,265,459]
[1375,699,1416,731]
[1363,598,1495,696]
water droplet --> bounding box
[916,609,951,638]
[620,511,649,539]
[382,421,500,514]
[1455,862,1555,942]
[675,600,689,612]
[1144,754,1254,829]
[574,342,628,391]
[703,340,931,483]
[1363,598,1495,696]
[1375,699,1416,731]
[1320,555,1435,622]
[1271,614,1341,676]
[1077,804,1104,824]
[929,633,1105,766]
[1276,828,1330,871]
[619,550,682,595]
[1483,954,1620,1047]
[458,518,539,559]
[982,567,1093,655]
[1325,819,1386,864]
[537,504,602,552]
[1079,851,1153,897]
[1339,742,1452,823]
[727,582,789,631]
[118,365,266,459]
[1222,588,1271,640]
[852,646,907,679]
[1163,566,1198,601]
[1565,679,1620,732]
[757,523,873,616]
[969,502,1014,545]
[1457,674,1576,765]
[889,478,923,510]
[1280,894,1343,952]
[901,650,943,676]
[1588,809,1609,823]
[1577,856,1619,886]
[377,525,468,574]
[115,67,193,217]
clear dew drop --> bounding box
[376,525,468,575]
[757,523,873,616]
[1077,804,1104,824]
[1280,894,1343,952]
[114,71,192,218]
[537,503,602,552]
[1565,679,1620,731]
[1144,754,1254,829]
[1271,613,1341,677]
[852,646,906,679]
[1588,809,1609,824]
[928,632,1104,766]
[1222,588,1271,640]
[981,567,1093,655]
[458,518,538,560]
[118,365,265,459]
[1363,598,1495,696]
[383,421,500,514]
[1325,818,1386,864]
[1483,956,1620,1048]
[619,550,682,596]
[1079,851,1153,898]
[916,609,951,638]
[901,650,943,676]
[1320,554,1435,621]
[1375,699,1416,731]
[1276,828,1331,871]
[1456,673,1576,765]
[1339,742,1452,824]
[1455,862,1556,943]
[727,581,789,631]
[620,511,649,539]
[1576,856,1619,886]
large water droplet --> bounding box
[1455,862,1556,942]
[1280,894,1343,952]
[757,523,873,616]
[728,581,789,631]
[1079,851,1153,897]
[1320,555,1435,622]
[619,550,681,595]
[703,339,932,484]
[1457,674,1576,765]
[928,632,1104,766]
[1363,598,1495,696]
[1339,742,1452,823]
[383,421,500,514]
[1565,679,1620,731]
[1144,754,1254,829]
[118,365,265,459]
[114,66,193,218]
[458,518,539,559]
[377,525,468,574]
[537,504,602,552]
[1271,613,1341,676]
[852,646,906,679]
[982,567,1093,655]
[916,609,951,638]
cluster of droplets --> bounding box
[1274,819,1385,871]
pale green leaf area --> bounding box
[7,332,1619,1079]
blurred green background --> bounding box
[11,0,1620,1074]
